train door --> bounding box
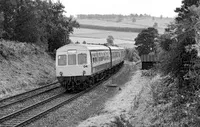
[77,50,91,76]
[66,49,90,76]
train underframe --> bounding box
[57,61,124,92]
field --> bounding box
[77,17,173,30]
[70,17,174,48]
[70,28,137,48]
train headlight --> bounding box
[60,72,63,76]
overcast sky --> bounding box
[59,0,183,17]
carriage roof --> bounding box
[56,44,121,52]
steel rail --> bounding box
[0,92,64,123]
[0,65,123,127]
[14,74,112,127]
[0,85,60,109]
[0,81,58,106]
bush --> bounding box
[125,48,140,62]
[154,4,200,126]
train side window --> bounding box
[78,53,87,65]
[92,53,95,63]
[107,52,110,60]
[95,57,97,63]
[93,57,95,63]
[92,53,98,63]
[106,52,108,60]
[68,54,76,65]
[58,55,67,66]
[104,53,107,60]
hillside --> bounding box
[77,17,173,33]
[70,17,173,48]
[0,40,56,99]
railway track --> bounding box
[0,84,99,127]
[0,72,114,127]
[0,86,65,118]
[0,81,59,109]
[0,65,123,127]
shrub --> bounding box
[125,48,140,62]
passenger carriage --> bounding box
[56,43,125,91]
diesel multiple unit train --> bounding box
[56,43,125,91]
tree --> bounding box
[153,22,158,28]
[0,12,4,38]
[46,1,79,52]
[132,17,136,22]
[106,35,114,45]
[175,0,199,22]
[159,33,172,51]
[0,0,79,52]
[83,41,86,44]
[14,0,42,43]
[0,0,17,39]
[135,27,158,56]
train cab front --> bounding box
[56,49,91,91]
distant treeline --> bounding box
[80,24,144,33]
[77,14,152,20]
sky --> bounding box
[59,0,183,18]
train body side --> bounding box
[56,44,112,77]
[55,43,125,91]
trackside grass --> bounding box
[0,40,56,99]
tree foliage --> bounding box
[157,1,200,125]
[0,0,79,52]
[135,27,158,56]
[153,22,158,28]
[106,35,114,45]
[159,33,173,51]
[175,0,199,22]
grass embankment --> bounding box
[129,70,184,127]
[0,40,56,98]
[77,69,181,127]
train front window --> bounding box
[78,53,87,64]
[58,55,67,66]
[68,54,76,65]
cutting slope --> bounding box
[0,40,56,98]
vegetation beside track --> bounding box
[0,40,56,99]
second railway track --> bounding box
[0,70,114,127]
[0,81,59,108]
[0,65,122,127]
